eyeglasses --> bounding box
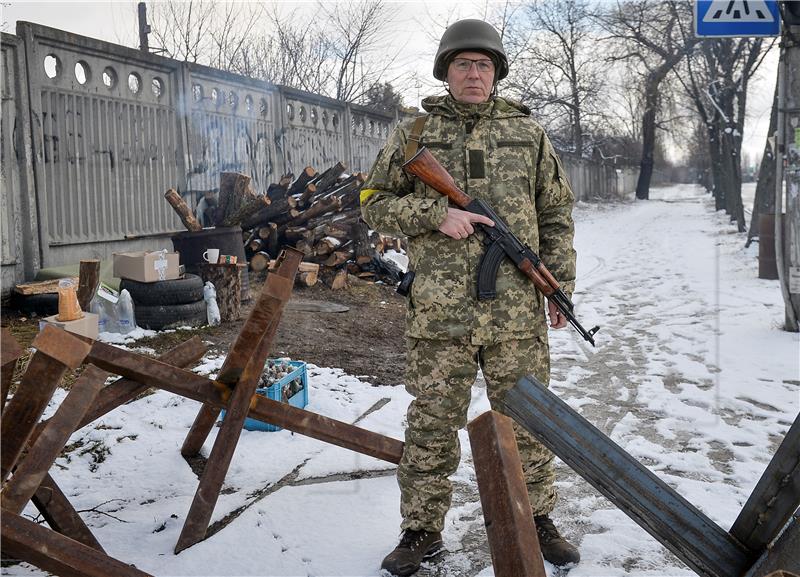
[451,58,495,73]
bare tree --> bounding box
[597,0,699,199]
[677,24,773,232]
[147,0,404,105]
[503,0,606,155]
[148,0,217,63]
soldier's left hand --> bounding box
[547,300,567,329]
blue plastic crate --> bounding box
[220,360,308,432]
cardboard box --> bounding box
[113,251,180,283]
[40,312,99,340]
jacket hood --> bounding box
[421,94,530,120]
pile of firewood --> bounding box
[237,162,404,289]
[165,164,405,290]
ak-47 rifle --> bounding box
[403,146,600,346]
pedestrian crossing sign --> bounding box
[695,0,780,37]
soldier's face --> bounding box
[446,51,495,104]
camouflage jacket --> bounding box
[360,95,576,344]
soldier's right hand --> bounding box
[438,208,494,240]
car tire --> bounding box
[9,292,59,316]
[134,300,207,331]
[120,274,204,306]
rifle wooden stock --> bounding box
[403,147,473,208]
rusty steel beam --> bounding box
[32,473,105,552]
[1,327,25,411]
[176,250,303,552]
[467,411,546,577]
[730,415,800,553]
[1,327,91,481]
[180,404,222,457]
[1,510,153,577]
[2,365,107,514]
[87,342,404,464]
[175,329,278,552]
[180,248,301,456]
[216,247,301,386]
[78,336,206,430]
[503,375,753,577]
[742,512,800,577]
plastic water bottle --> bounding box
[90,296,110,334]
[204,281,221,326]
[116,289,136,334]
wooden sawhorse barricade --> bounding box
[0,248,548,576]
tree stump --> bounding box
[197,263,241,323]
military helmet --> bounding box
[433,19,509,82]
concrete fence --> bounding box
[1,21,635,293]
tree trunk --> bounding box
[164,189,202,232]
[635,80,660,200]
[747,80,779,243]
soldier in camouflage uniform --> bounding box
[360,19,580,576]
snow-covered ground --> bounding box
[6,184,798,577]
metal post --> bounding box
[137,2,150,53]
[776,16,800,331]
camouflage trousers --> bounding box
[399,336,557,533]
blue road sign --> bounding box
[695,0,781,37]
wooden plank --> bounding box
[730,415,800,553]
[1,351,73,481]
[175,251,303,552]
[1,327,25,411]
[14,277,78,295]
[2,365,107,514]
[504,375,752,577]
[86,343,404,464]
[1,327,25,366]
[467,411,546,577]
[1,511,152,577]
[32,473,105,552]
[31,325,92,369]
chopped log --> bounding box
[320,267,349,290]
[247,238,264,253]
[291,195,342,228]
[297,271,319,287]
[314,236,341,257]
[295,262,320,287]
[322,249,354,267]
[77,260,101,312]
[241,200,300,229]
[164,189,202,232]
[266,174,293,201]
[311,161,347,196]
[214,172,257,226]
[263,223,280,257]
[222,195,270,227]
[249,251,271,273]
[258,226,274,240]
[353,217,374,261]
[13,277,78,296]
[197,263,241,322]
[287,166,318,197]
[284,226,313,244]
[295,239,313,256]
[297,183,317,207]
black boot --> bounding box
[534,515,580,567]
[381,529,443,576]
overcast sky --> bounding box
[2,0,777,165]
